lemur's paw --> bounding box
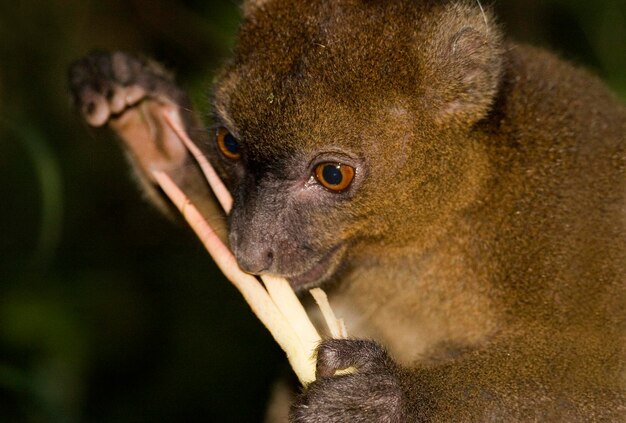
[69,51,186,127]
[290,339,407,423]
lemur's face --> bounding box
[210,0,502,289]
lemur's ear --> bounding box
[421,3,504,127]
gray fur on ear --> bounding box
[421,3,504,127]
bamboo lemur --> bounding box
[70,0,626,421]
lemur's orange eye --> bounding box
[314,163,355,192]
[216,127,241,160]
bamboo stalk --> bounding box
[153,169,318,384]
[158,110,351,384]
[310,288,348,339]
[162,110,233,212]
[262,275,321,354]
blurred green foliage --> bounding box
[0,0,624,421]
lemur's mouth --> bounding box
[287,244,345,290]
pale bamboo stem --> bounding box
[158,110,351,385]
[153,169,317,384]
[162,110,233,212]
[310,288,348,339]
[262,275,321,354]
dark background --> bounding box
[0,0,624,421]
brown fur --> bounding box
[70,0,626,420]
[210,0,626,420]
